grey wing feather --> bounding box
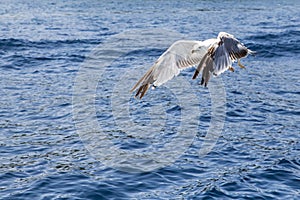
[212,44,232,76]
[212,36,250,76]
[223,37,248,60]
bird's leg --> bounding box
[229,66,235,72]
[238,59,246,69]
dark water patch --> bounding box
[118,138,150,150]
[0,38,101,50]
[194,8,219,12]
[277,158,300,171]
[246,30,300,58]
[248,30,300,41]
[272,90,300,97]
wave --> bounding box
[2,29,299,60]
[245,30,300,58]
[0,38,102,50]
[0,38,93,70]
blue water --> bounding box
[1,0,300,199]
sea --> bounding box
[1,0,299,199]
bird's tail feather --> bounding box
[192,52,209,80]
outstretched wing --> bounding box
[212,35,250,76]
[131,40,208,99]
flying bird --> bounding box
[131,32,254,99]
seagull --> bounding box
[131,32,254,99]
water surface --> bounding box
[1,0,299,199]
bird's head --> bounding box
[217,32,234,39]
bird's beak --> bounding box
[249,49,256,56]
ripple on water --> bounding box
[1,0,300,199]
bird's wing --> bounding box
[212,43,232,76]
[223,36,249,60]
[212,36,249,76]
[131,40,208,99]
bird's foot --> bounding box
[229,67,235,72]
[238,59,246,69]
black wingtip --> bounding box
[200,77,204,85]
[192,70,199,80]
[134,83,152,99]
[200,78,208,87]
